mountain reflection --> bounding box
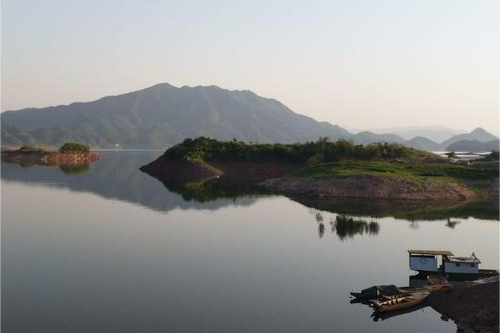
[1,151,260,213]
[2,151,498,221]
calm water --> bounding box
[2,151,498,333]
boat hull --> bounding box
[371,291,430,313]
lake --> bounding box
[2,151,498,333]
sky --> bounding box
[1,0,499,134]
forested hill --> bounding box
[1,83,351,147]
[2,83,497,150]
[0,119,32,145]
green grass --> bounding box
[295,160,498,182]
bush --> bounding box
[59,142,90,153]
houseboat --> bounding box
[408,249,498,279]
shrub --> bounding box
[59,142,90,153]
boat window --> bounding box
[455,263,460,267]
[470,263,475,267]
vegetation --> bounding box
[19,144,48,153]
[295,160,498,181]
[164,137,432,164]
[59,142,90,153]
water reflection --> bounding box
[293,195,499,221]
[59,163,91,175]
[311,212,380,240]
[371,304,428,322]
[2,151,498,222]
[3,152,497,333]
[333,215,380,240]
[155,164,500,221]
[1,151,260,213]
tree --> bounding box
[445,151,457,160]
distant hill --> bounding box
[405,136,441,151]
[0,119,32,145]
[446,139,499,152]
[352,131,405,145]
[364,126,466,143]
[1,83,354,148]
[441,128,498,149]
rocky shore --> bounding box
[262,175,480,201]
[427,282,499,333]
[1,149,99,166]
[140,156,300,183]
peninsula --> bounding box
[140,137,499,202]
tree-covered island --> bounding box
[141,137,499,202]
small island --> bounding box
[141,137,499,202]
[1,142,99,167]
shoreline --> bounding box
[261,175,484,201]
[427,282,499,333]
[1,150,99,166]
[141,156,499,202]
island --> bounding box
[1,142,99,168]
[140,137,499,202]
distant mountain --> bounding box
[1,83,497,151]
[0,119,32,145]
[446,139,499,152]
[440,128,498,150]
[1,83,353,148]
[352,131,405,145]
[363,126,466,143]
[405,136,441,151]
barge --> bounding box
[408,249,498,280]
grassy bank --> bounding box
[295,160,498,182]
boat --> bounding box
[350,283,445,300]
[350,285,400,300]
[371,290,430,313]
[408,249,498,280]
[371,303,427,321]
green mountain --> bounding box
[0,119,32,145]
[1,83,497,151]
[1,83,352,148]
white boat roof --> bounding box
[408,249,454,256]
[448,255,481,264]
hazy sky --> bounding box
[2,0,499,133]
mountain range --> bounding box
[1,83,498,152]
[359,126,466,143]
